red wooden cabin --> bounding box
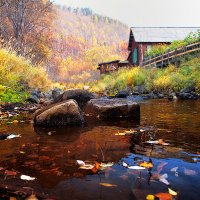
[128,27,200,66]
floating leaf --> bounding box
[184,168,197,175]
[99,162,114,170]
[128,166,145,170]
[6,134,21,139]
[171,167,178,172]
[155,193,172,200]
[145,140,159,144]
[5,170,17,176]
[122,161,128,167]
[79,164,94,170]
[168,188,177,196]
[25,194,38,200]
[159,174,170,185]
[99,183,117,187]
[115,132,126,136]
[20,175,36,181]
[140,161,153,168]
[76,160,85,166]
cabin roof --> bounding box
[98,60,120,66]
[130,27,200,43]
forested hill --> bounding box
[55,6,129,46]
[0,0,129,86]
[47,5,129,82]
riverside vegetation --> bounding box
[1,47,200,104]
[91,55,200,96]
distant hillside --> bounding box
[47,5,129,82]
[56,6,129,46]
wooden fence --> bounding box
[142,41,200,67]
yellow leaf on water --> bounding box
[168,188,177,196]
[140,161,153,168]
[99,183,117,187]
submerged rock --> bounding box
[85,99,140,119]
[34,99,84,126]
[115,90,130,98]
[53,89,95,109]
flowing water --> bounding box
[0,99,200,200]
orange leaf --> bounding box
[5,170,17,176]
[155,193,172,200]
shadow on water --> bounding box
[0,99,200,199]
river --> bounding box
[0,99,199,200]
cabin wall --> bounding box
[99,63,119,74]
[128,40,170,66]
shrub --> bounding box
[0,48,51,103]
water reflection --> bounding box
[0,99,200,199]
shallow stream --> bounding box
[0,99,200,200]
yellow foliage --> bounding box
[154,76,171,91]
[0,48,51,91]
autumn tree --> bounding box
[0,0,54,64]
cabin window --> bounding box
[132,48,138,64]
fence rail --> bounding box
[142,41,200,67]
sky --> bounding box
[53,0,200,27]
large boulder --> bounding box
[85,99,140,119]
[34,100,84,126]
[53,89,95,109]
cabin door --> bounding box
[132,48,138,65]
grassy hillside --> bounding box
[91,56,200,95]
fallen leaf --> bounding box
[79,164,94,170]
[115,132,126,136]
[171,167,178,172]
[13,120,19,123]
[184,168,197,175]
[91,162,100,173]
[159,173,170,185]
[158,139,170,146]
[145,140,159,144]
[122,161,128,167]
[9,197,17,200]
[168,188,177,196]
[99,183,117,187]
[20,175,36,181]
[5,170,17,176]
[157,162,168,174]
[25,194,38,200]
[120,174,129,180]
[76,160,85,166]
[128,166,145,170]
[155,193,172,200]
[99,162,114,170]
[6,134,21,139]
[140,161,153,168]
